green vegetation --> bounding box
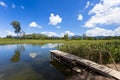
[64,33,69,41]
[58,40,120,64]
[5,33,120,40]
[0,38,64,44]
[0,38,118,45]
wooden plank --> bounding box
[49,50,120,80]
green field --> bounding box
[0,38,119,44]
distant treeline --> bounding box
[6,33,63,40]
[4,33,120,40]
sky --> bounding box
[0,0,120,37]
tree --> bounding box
[11,21,21,37]
[6,35,12,38]
[83,34,87,40]
[64,33,69,41]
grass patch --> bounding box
[0,38,118,45]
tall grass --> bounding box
[58,40,120,64]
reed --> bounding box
[58,40,120,64]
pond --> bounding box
[0,43,73,80]
[0,44,115,80]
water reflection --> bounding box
[10,44,25,63]
[41,43,63,48]
[10,50,21,62]
[0,43,70,80]
[0,43,116,80]
[16,44,25,53]
[50,61,75,76]
[29,53,38,58]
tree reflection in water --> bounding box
[10,44,25,62]
[11,50,21,62]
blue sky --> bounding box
[0,0,120,37]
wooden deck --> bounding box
[49,50,120,80]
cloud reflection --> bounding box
[29,53,38,58]
[41,43,63,48]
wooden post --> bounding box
[108,51,118,71]
[50,53,52,61]
[58,55,61,62]
[87,48,90,60]
[99,51,102,64]
[50,53,53,61]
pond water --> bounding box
[0,44,115,80]
[0,43,73,80]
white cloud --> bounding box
[21,5,24,9]
[0,32,4,38]
[5,30,16,36]
[84,0,120,28]
[0,1,7,7]
[61,31,75,37]
[85,1,90,9]
[29,22,38,27]
[12,3,15,8]
[77,14,83,21]
[38,26,42,29]
[29,21,42,28]
[41,31,75,37]
[41,32,59,37]
[86,27,120,36]
[56,26,60,29]
[113,27,120,36]
[49,13,62,26]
